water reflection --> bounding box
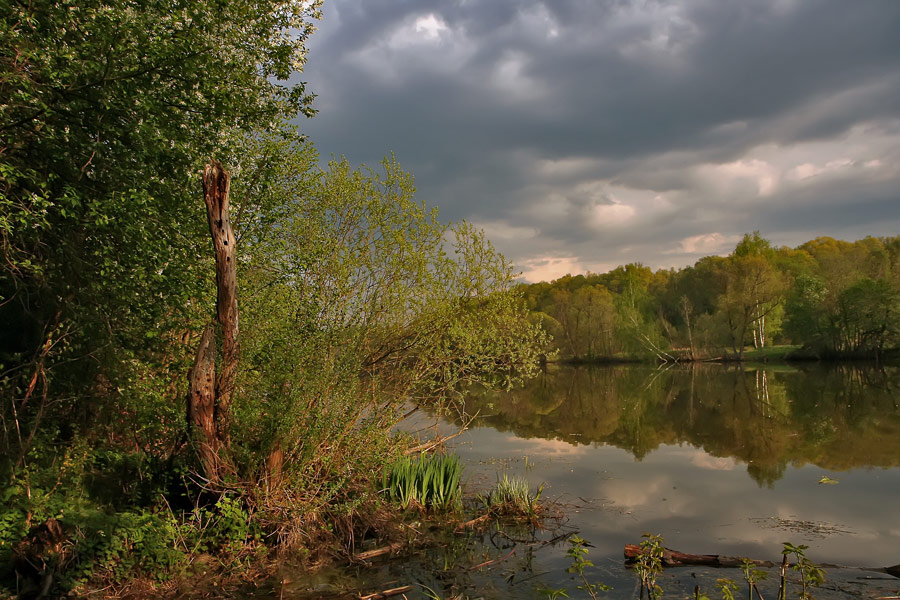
[279,365,900,598]
[458,364,900,487]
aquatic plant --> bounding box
[716,578,739,600]
[566,534,611,599]
[479,473,544,518]
[740,557,768,600]
[634,532,664,600]
[382,453,463,511]
[780,543,825,600]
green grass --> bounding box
[479,474,544,518]
[740,344,803,362]
[382,453,463,511]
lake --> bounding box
[282,363,900,599]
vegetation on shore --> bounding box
[524,233,900,363]
[1,0,895,596]
[0,0,547,595]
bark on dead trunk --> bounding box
[202,161,238,443]
[187,161,239,485]
[188,324,220,482]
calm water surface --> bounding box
[283,364,900,599]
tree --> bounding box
[545,285,616,359]
[222,141,548,501]
[835,278,899,356]
[612,264,670,360]
[783,237,900,355]
[718,234,788,359]
[1,0,321,470]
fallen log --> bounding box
[455,512,492,532]
[624,544,774,569]
[358,585,413,599]
[404,429,466,455]
[624,545,900,579]
[469,548,516,571]
[354,542,405,561]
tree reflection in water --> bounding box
[455,364,900,487]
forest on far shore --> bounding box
[522,233,900,362]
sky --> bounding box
[295,0,900,282]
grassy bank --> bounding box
[0,447,552,598]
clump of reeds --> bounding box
[479,473,544,518]
[382,452,463,511]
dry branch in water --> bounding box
[624,544,900,579]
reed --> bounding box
[479,473,544,518]
[382,452,463,511]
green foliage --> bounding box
[230,145,547,503]
[382,453,463,511]
[479,474,544,518]
[566,534,611,599]
[716,578,739,600]
[782,543,826,600]
[178,495,259,561]
[61,509,184,588]
[0,0,551,590]
[522,233,900,361]
[1,0,321,477]
[537,585,570,599]
[740,557,768,599]
[1,482,184,594]
[634,533,664,600]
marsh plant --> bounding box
[781,543,825,600]
[669,540,826,600]
[566,535,611,599]
[634,533,665,600]
[479,474,545,518]
[740,557,768,600]
[382,453,463,511]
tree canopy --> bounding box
[1,1,547,592]
[523,233,900,361]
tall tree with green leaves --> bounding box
[717,233,787,359]
[1,0,320,477]
[223,139,549,515]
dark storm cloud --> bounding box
[296,0,900,280]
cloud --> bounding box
[699,158,780,197]
[519,256,585,283]
[592,201,636,227]
[297,0,900,281]
[472,220,538,242]
[667,232,739,256]
[413,14,449,40]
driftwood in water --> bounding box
[624,545,900,579]
[358,585,413,599]
[455,512,492,532]
[404,429,465,455]
[354,542,405,561]
[625,544,774,569]
[469,548,516,571]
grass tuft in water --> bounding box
[382,452,463,511]
[479,473,544,518]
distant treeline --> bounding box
[521,233,900,361]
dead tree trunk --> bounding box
[188,324,220,481]
[202,161,239,442]
[187,161,239,485]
